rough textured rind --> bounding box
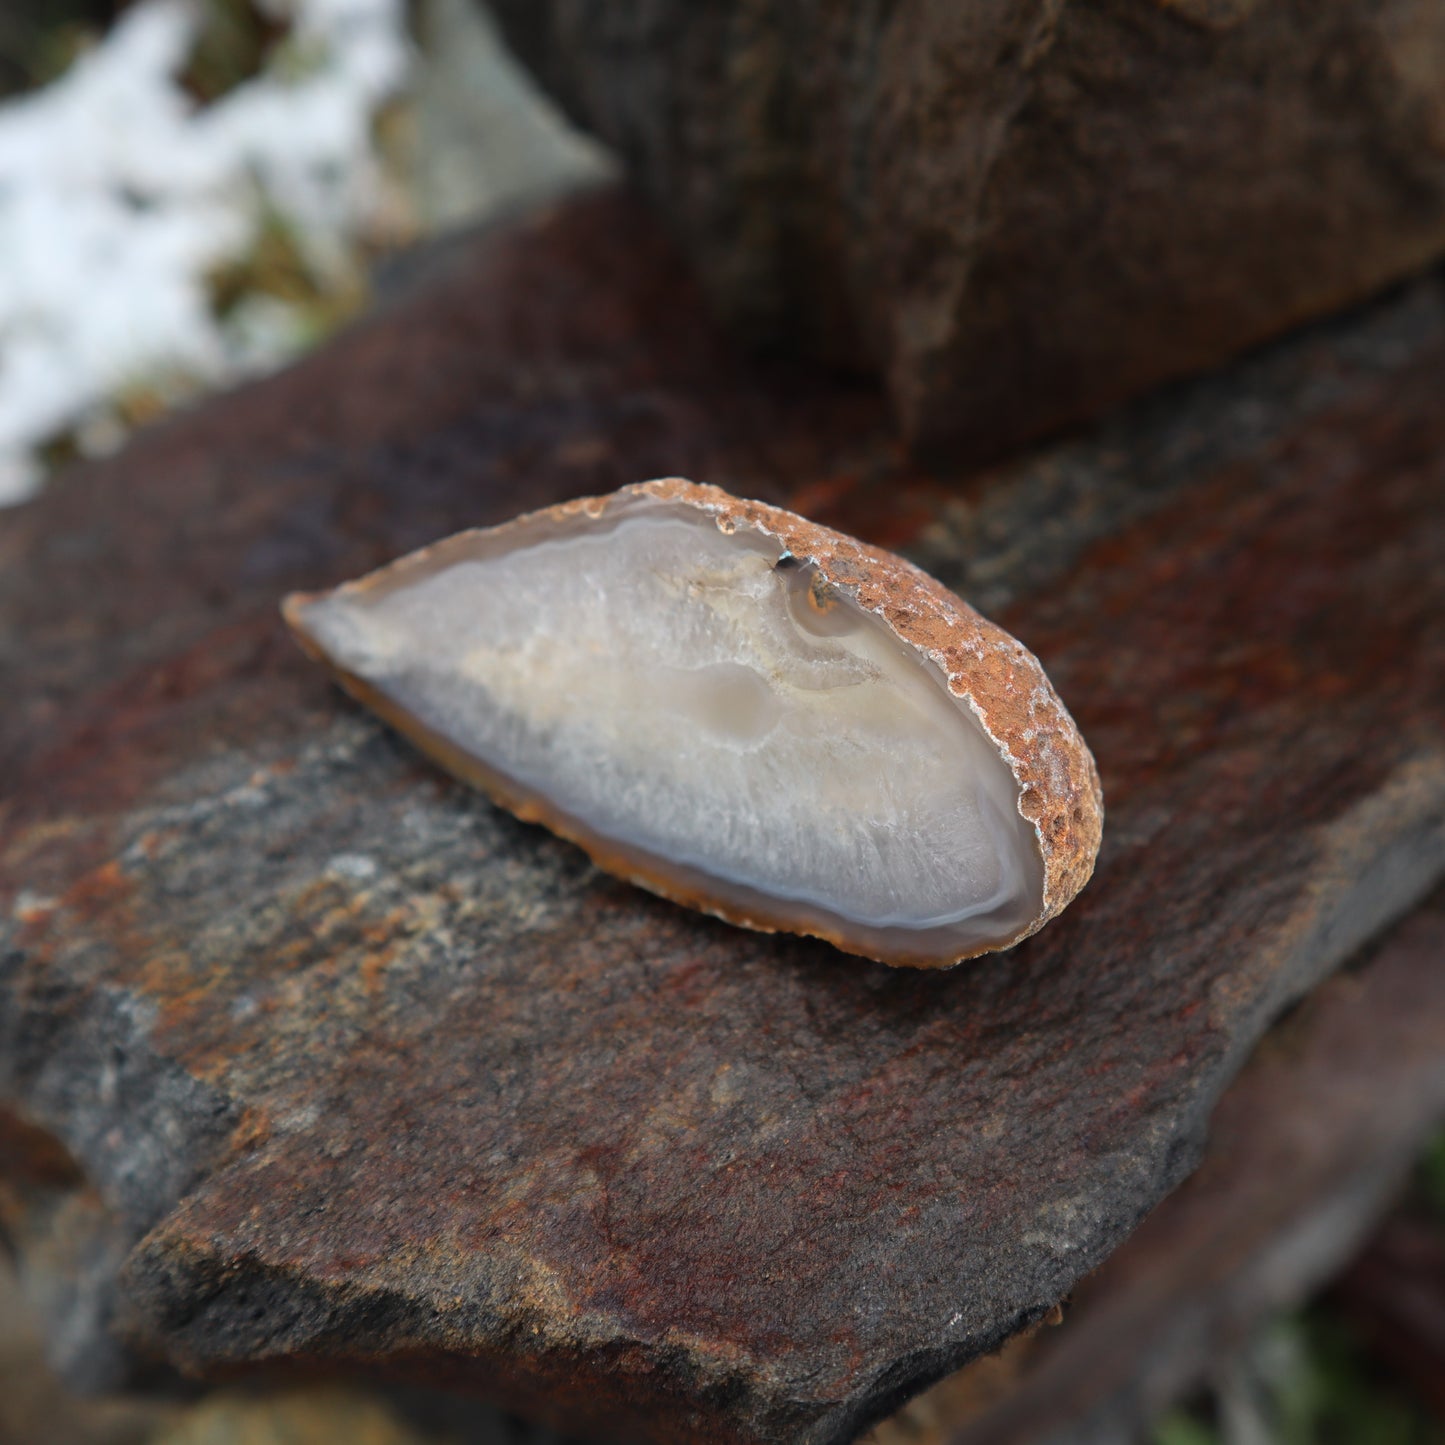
[283,478,1103,966]
[1,191,1444,1445]
[489,0,1445,461]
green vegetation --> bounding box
[1153,1130,1445,1445]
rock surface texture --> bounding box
[2,190,1445,1445]
[490,0,1445,460]
[867,890,1445,1445]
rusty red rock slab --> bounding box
[868,889,1445,1445]
[2,190,1445,1445]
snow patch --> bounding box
[0,0,411,504]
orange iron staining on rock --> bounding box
[282,479,1102,966]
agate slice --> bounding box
[283,479,1102,966]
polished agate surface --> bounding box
[288,504,1044,961]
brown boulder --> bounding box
[491,0,1445,459]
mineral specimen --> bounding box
[283,479,1101,965]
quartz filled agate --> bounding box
[283,480,1102,965]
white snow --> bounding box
[0,0,411,505]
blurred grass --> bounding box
[179,0,289,103]
[1153,1130,1445,1445]
[0,0,115,96]
[1419,1132,1445,1230]
[1154,1414,1219,1445]
[1284,1315,1436,1445]
[208,208,370,334]
[0,0,293,101]
[1152,1314,1438,1445]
